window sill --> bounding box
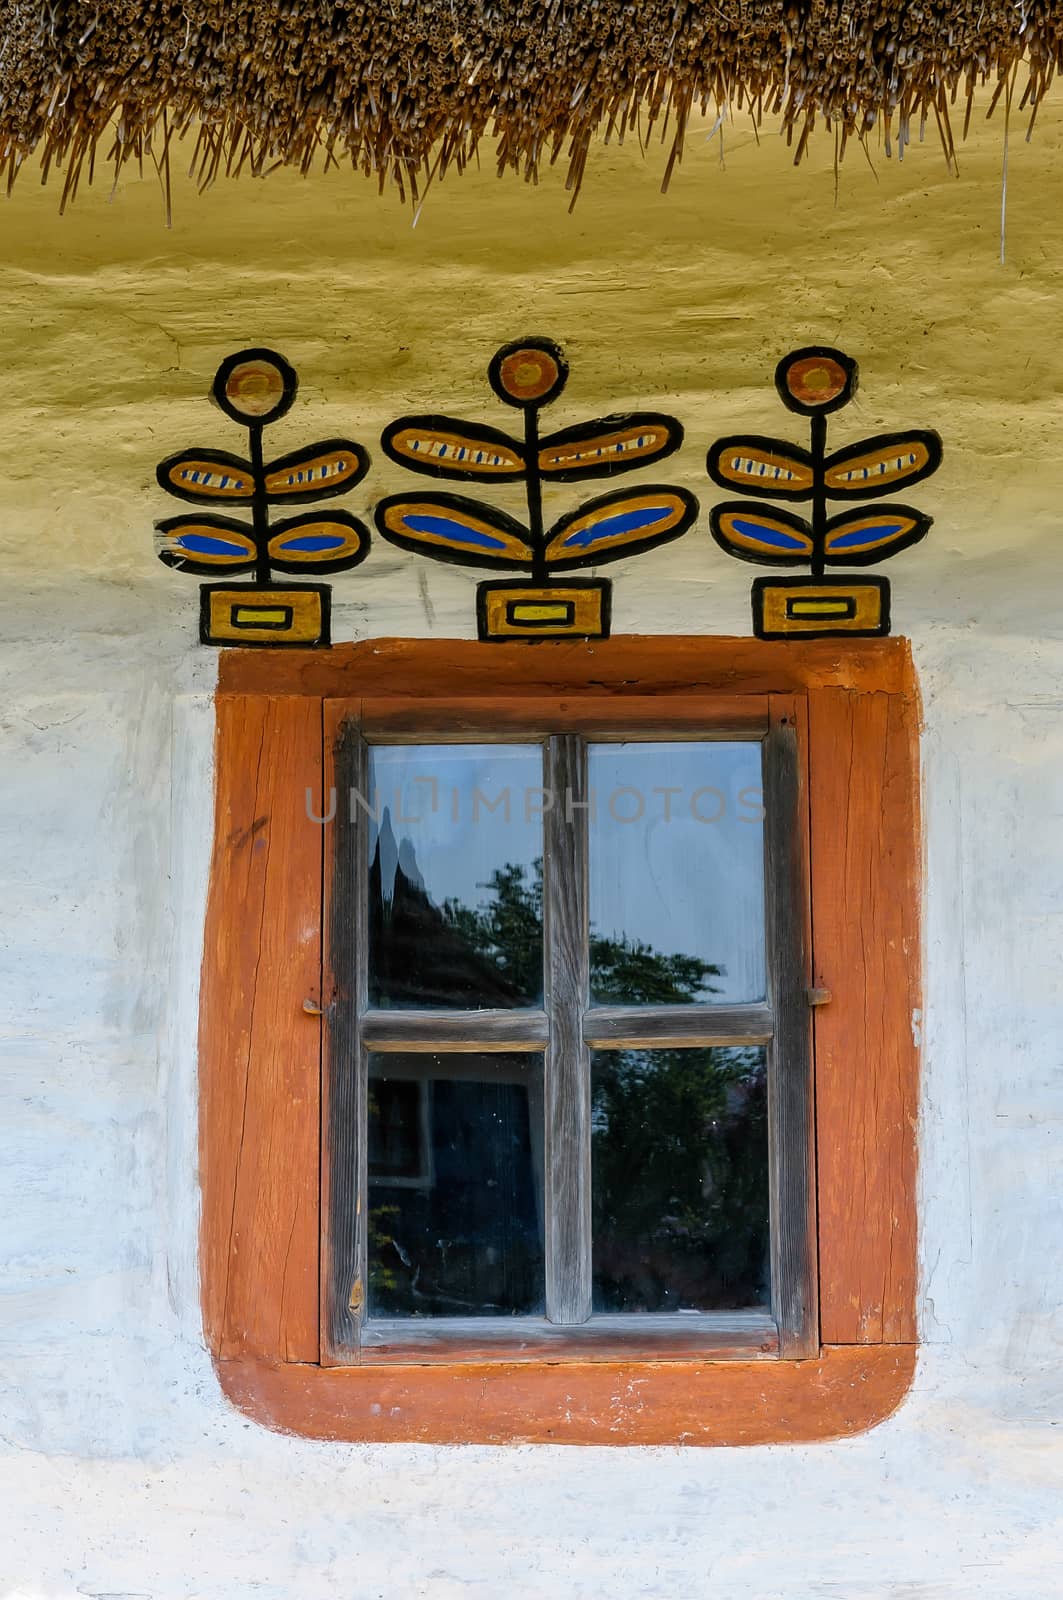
[214,1344,917,1446]
[358,1310,779,1364]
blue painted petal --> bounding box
[563,505,670,549]
[404,513,506,551]
[830,522,905,550]
[177,533,251,556]
[279,534,347,552]
[732,517,808,552]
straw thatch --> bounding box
[0,2,1060,207]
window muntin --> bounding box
[326,708,814,1361]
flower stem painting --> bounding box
[706,346,942,638]
[375,337,698,640]
[155,348,371,647]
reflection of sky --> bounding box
[588,742,765,1003]
[366,740,766,1005]
[367,744,543,912]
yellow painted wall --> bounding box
[1,99,1061,642]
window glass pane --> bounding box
[591,1046,769,1312]
[587,741,765,1005]
[368,1052,545,1318]
[368,744,544,1009]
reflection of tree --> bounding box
[441,861,544,1004]
[592,1045,768,1312]
[370,826,538,1007]
[367,1194,401,1295]
[578,866,767,1311]
[369,859,769,1317]
[441,857,723,1004]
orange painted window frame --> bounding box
[200,636,920,1446]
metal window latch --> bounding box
[302,998,325,1017]
[806,987,832,1008]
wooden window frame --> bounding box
[200,637,920,1446]
[323,701,813,1365]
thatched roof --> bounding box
[0,2,1060,206]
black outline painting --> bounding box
[155,348,371,647]
[706,346,942,639]
[376,337,697,641]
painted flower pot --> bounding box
[155,348,370,648]
[751,575,889,640]
[476,578,611,641]
[199,582,332,647]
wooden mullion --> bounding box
[321,706,368,1364]
[362,1008,549,1050]
[584,1003,773,1048]
[543,734,592,1325]
[764,695,818,1357]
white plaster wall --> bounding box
[3,103,1063,1598]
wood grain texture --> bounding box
[583,1003,773,1047]
[808,683,921,1343]
[359,1311,778,1363]
[216,1343,917,1447]
[218,636,917,700]
[764,695,818,1357]
[354,694,769,737]
[199,637,921,1434]
[544,734,592,1324]
[362,1008,549,1049]
[320,709,367,1363]
[199,694,322,1362]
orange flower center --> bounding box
[497,348,560,403]
[783,355,850,408]
[225,359,287,417]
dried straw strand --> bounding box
[0,1,1058,209]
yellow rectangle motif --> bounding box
[510,603,573,623]
[757,582,885,637]
[204,587,326,646]
[234,607,290,626]
[478,582,608,640]
[788,599,853,617]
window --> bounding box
[323,712,814,1364]
[200,638,919,1444]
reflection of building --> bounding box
[368,1076,434,1189]
[369,809,530,1008]
[367,821,545,1311]
[368,1053,545,1318]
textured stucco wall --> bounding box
[2,99,1062,1597]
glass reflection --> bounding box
[368,744,544,1008]
[591,1046,769,1312]
[588,741,766,1006]
[368,1052,545,1318]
